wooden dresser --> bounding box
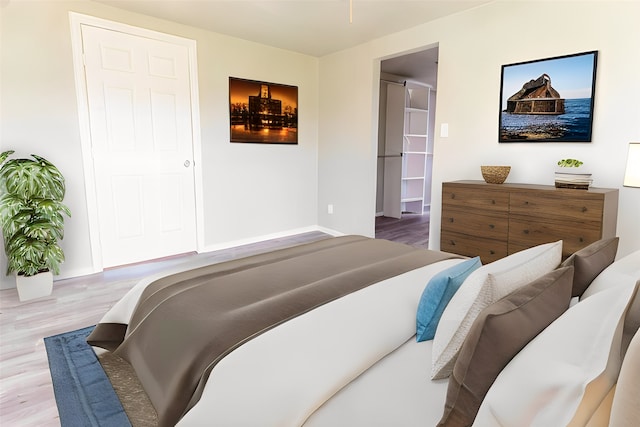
[440,180,619,263]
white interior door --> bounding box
[81,24,197,268]
[383,83,404,219]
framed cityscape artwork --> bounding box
[229,77,298,144]
[499,51,598,142]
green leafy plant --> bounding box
[0,150,71,277]
[557,158,584,167]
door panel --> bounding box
[150,92,179,150]
[111,175,144,239]
[104,86,136,150]
[81,24,196,267]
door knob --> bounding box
[184,160,191,167]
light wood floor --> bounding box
[0,231,331,427]
[375,211,430,249]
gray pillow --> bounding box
[437,266,574,427]
[561,237,619,297]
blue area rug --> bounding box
[44,326,132,427]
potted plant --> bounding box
[0,150,71,301]
[555,158,592,189]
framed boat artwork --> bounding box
[229,77,298,144]
[498,51,598,143]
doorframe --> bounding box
[69,12,204,273]
[374,45,439,234]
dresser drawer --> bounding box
[440,231,507,264]
[441,209,508,240]
[508,218,602,259]
[442,185,509,213]
[509,192,604,226]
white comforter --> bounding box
[178,258,461,426]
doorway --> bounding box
[70,14,202,271]
[375,46,439,248]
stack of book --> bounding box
[554,171,593,190]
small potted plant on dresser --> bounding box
[555,158,592,189]
[0,150,71,301]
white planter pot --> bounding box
[16,271,53,301]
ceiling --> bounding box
[92,0,491,57]
[381,46,439,87]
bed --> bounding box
[87,235,640,427]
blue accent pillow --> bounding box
[416,256,482,342]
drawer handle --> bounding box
[489,224,495,229]
[490,250,495,255]
[523,229,530,234]
[524,201,529,205]
[491,199,496,205]
[579,237,584,242]
[449,218,454,223]
[450,240,456,246]
[581,207,588,213]
[451,193,456,199]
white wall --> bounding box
[318,46,379,235]
[0,0,319,288]
[317,1,640,258]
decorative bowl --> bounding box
[481,166,511,184]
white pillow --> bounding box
[431,241,562,379]
[610,327,640,426]
[474,280,639,426]
[581,249,640,300]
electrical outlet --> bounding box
[328,204,334,214]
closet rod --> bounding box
[380,79,406,86]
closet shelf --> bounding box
[401,197,423,203]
